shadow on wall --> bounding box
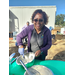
[9,10,19,32]
[53,51,65,61]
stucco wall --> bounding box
[9,6,56,32]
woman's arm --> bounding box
[16,26,29,46]
[40,30,52,53]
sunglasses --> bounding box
[33,19,44,22]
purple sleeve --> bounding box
[40,30,52,53]
[21,25,27,31]
[16,26,29,46]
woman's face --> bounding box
[33,13,44,30]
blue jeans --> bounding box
[15,42,18,46]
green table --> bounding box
[9,58,65,75]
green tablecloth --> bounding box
[9,58,65,75]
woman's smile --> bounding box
[36,24,41,27]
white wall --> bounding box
[9,6,56,32]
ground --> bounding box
[9,40,27,57]
[46,39,65,61]
[9,39,65,61]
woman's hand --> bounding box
[35,50,41,57]
[18,48,24,55]
[18,45,24,55]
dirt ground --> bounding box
[9,40,27,57]
[9,39,65,61]
[46,39,65,61]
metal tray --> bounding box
[24,65,54,75]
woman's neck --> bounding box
[34,26,44,34]
[35,29,41,34]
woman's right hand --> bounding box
[18,45,24,55]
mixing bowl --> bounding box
[16,52,35,67]
[24,65,54,75]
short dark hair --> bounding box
[31,9,48,25]
[27,21,29,24]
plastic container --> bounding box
[13,32,17,37]
[13,31,17,40]
[9,59,65,75]
[13,36,16,40]
[9,53,15,64]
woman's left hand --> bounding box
[35,50,41,57]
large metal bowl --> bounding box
[24,65,54,75]
[16,52,35,67]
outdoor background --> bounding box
[9,0,65,61]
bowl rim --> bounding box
[24,65,54,75]
[16,52,35,65]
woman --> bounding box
[16,9,52,60]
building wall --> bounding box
[9,6,56,32]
